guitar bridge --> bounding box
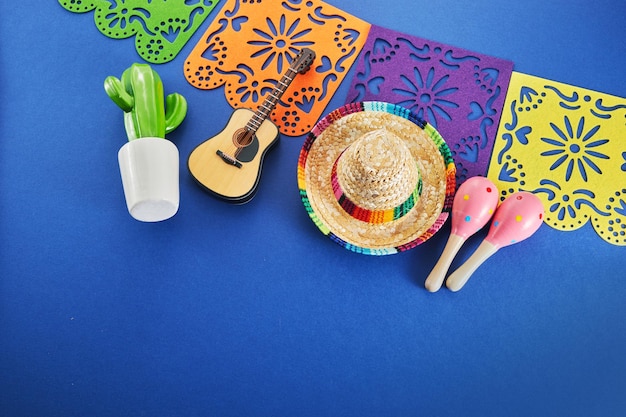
[216,150,242,168]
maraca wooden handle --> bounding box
[425,234,465,292]
[446,240,498,292]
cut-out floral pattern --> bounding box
[346,25,514,185]
[487,72,626,246]
[393,68,459,128]
[184,0,370,136]
[249,15,314,73]
[58,0,219,64]
[540,115,609,182]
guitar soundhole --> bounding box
[233,128,255,148]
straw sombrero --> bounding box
[298,102,456,255]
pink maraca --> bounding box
[445,191,545,292]
[425,177,499,292]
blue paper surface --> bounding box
[1,1,625,417]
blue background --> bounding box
[1,1,625,416]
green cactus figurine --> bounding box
[104,63,187,141]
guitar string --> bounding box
[219,49,313,159]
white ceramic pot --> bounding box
[117,137,179,222]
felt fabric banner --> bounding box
[183,0,371,136]
[58,0,220,64]
[345,25,514,186]
[487,71,626,246]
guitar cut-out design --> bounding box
[487,71,626,246]
[346,25,514,185]
[184,0,371,136]
[58,0,219,64]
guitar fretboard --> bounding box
[245,69,297,133]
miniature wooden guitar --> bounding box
[188,48,316,203]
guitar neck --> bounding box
[245,68,297,133]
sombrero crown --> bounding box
[332,128,423,224]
